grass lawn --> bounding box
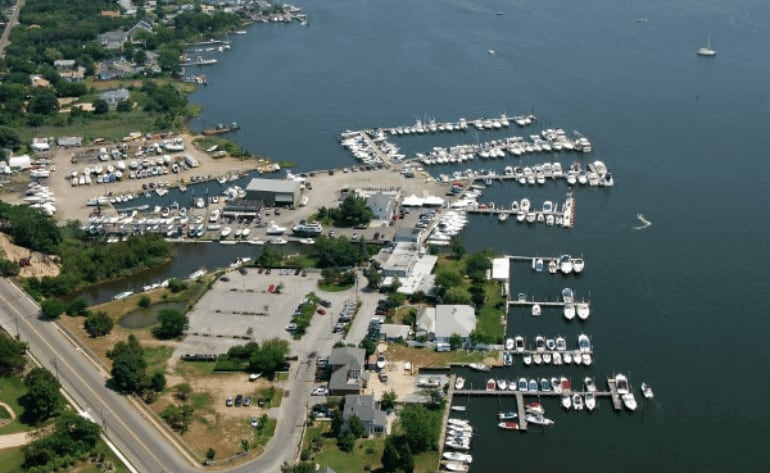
[476,280,506,342]
[144,345,174,372]
[0,376,31,435]
[0,447,24,473]
[386,344,494,368]
[253,418,276,447]
[317,282,354,292]
[15,111,158,144]
[303,424,384,473]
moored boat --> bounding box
[615,373,630,394]
[531,304,542,317]
[572,256,585,273]
[469,363,490,372]
[442,452,473,464]
[622,392,638,411]
[485,378,496,392]
[561,394,572,409]
[497,421,519,430]
[561,287,574,303]
[585,392,597,411]
[572,393,584,411]
[454,376,465,390]
[505,337,514,351]
[522,353,532,366]
[548,258,558,274]
[444,461,470,472]
[576,302,590,320]
[525,414,554,426]
[578,334,591,352]
[525,402,544,415]
[514,335,525,352]
[641,382,654,399]
[559,254,573,274]
[517,377,528,392]
[563,303,576,320]
[498,411,517,420]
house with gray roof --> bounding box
[53,59,76,70]
[343,394,388,436]
[99,88,130,106]
[97,30,128,50]
[328,347,368,396]
[416,305,477,350]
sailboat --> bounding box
[697,35,716,57]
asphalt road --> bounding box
[0,278,318,473]
[0,0,24,58]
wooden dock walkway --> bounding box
[437,375,455,465]
[607,377,623,410]
[515,392,527,430]
[454,389,614,398]
[508,299,569,307]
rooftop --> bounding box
[245,177,301,194]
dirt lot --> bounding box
[0,233,60,278]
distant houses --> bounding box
[99,88,130,107]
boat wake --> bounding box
[633,213,651,230]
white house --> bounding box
[365,191,397,222]
[416,305,477,350]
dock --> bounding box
[437,375,456,466]
[515,392,527,430]
[607,377,623,410]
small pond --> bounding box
[120,301,186,329]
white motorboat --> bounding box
[582,353,593,366]
[525,402,544,415]
[553,351,562,365]
[220,226,232,238]
[451,405,467,412]
[641,382,654,399]
[445,439,471,451]
[578,334,591,352]
[443,452,473,464]
[572,393,584,411]
[519,198,531,213]
[531,304,542,317]
[517,377,528,392]
[561,287,574,303]
[525,414,554,426]
[546,338,556,350]
[559,254,573,274]
[522,354,532,366]
[576,302,590,320]
[697,35,716,57]
[561,394,572,409]
[268,237,288,245]
[563,351,573,364]
[550,377,562,393]
[548,258,558,274]
[444,461,469,472]
[555,336,567,351]
[485,378,496,392]
[542,352,552,364]
[496,379,508,391]
[532,257,544,272]
[498,212,508,222]
[266,222,287,235]
[585,392,597,411]
[615,374,630,394]
[455,376,466,390]
[572,256,585,273]
[563,303,576,320]
[498,411,517,420]
[505,337,514,351]
[514,335,525,352]
[469,363,490,372]
[584,377,597,392]
[535,335,545,351]
[532,353,542,365]
[622,392,638,411]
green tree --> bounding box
[381,436,400,472]
[154,309,188,339]
[116,99,133,112]
[465,251,492,283]
[434,268,463,297]
[0,332,27,376]
[0,126,21,150]
[20,368,64,424]
[448,333,463,350]
[107,335,148,394]
[92,98,109,115]
[397,440,414,473]
[41,298,65,319]
[364,264,382,289]
[27,89,59,115]
[337,432,355,452]
[450,237,466,259]
[150,371,167,392]
[248,338,289,375]
[348,414,365,438]
[443,287,472,305]
[175,383,192,401]
[160,403,194,433]
[167,278,187,293]
[399,404,440,454]
[84,311,114,337]
[205,448,216,461]
[138,295,151,308]
[331,195,373,227]
[381,390,397,410]
[65,297,88,316]
[23,411,100,468]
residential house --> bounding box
[328,347,368,396]
[379,323,410,342]
[99,88,130,106]
[126,20,154,43]
[97,30,128,50]
[364,190,397,222]
[343,394,388,436]
[60,66,86,83]
[416,305,477,351]
[53,59,76,70]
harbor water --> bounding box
[186,0,770,471]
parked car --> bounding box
[251,416,259,428]
[220,276,230,282]
[317,308,327,315]
[244,396,251,407]
[286,323,298,332]
[320,299,332,308]
[311,386,329,396]
[234,394,243,407]
[226,396,233,407]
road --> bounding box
[0,0,25,58]
[0,277,317,473]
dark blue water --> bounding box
[190,0,770,471]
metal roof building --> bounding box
[245,178,301,207]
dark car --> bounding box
[239,268,248,275]
[320,299,332,308]
[234,394,243,407]
[220,276,230,282]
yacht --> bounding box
[291,219,323,237]
[564,303,576,320]
[584,392,597,411]
[622,392,638,411]
[697,35,716,57]
[641,382,654,399]
[572,393,584,411]
[266,222,287,235]
[572,257,585,273]
[578,334,591,352]
[531,304,541,317]
[615,374,630,394]
[559,254,573,274]
[514,335,525,352]
[548,258,558,274]
[576,302,590,320]
[532,257,544,272]
[519,198,531,213]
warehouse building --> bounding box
[245,178,301,207]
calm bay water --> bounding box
[188,0,770,471]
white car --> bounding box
[311,386,329,396]
[250,416,259,428]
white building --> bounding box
[365,191,397,222]
[378,242,437,295]
[416,305,477,350]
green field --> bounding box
[0,376,31,435]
